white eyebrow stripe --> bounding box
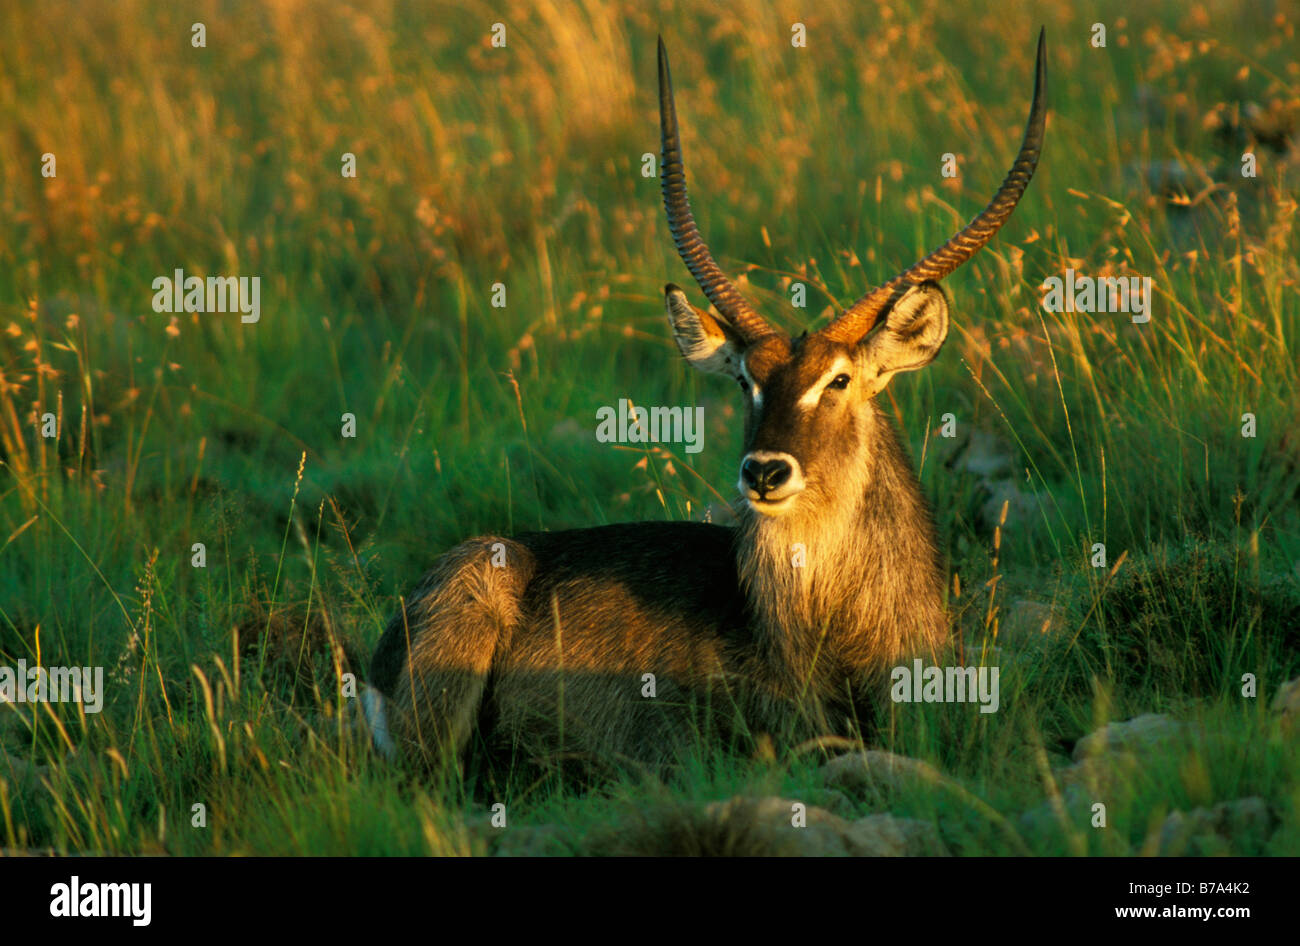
[796,358,853,409]
[740,357,762,409]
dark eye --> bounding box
[827,374,851,390]
[738,377,750,392]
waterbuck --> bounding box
[365,32,1047,775]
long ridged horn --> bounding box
[658,36,775,342]
[823,27,1048,344]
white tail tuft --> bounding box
[362,685,396,758]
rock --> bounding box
[703,796,947,856]
[818,750,942,797]
[1019,753,1144,840]
[941,426,1040,532]
[1058,751,1141,794]
[803,788,856,817]
[1157,797,1277,856]
[0,702,34,743]
[1272,677,1300,732]
[493,824,568,857]
[979,479,1038,533]
[0,751,48,786]
[1072,714,1185,762]
[704,796,849,857]
[1017,783,1103,840]
[951,429,1016,479]
[842,814,949,857]
[941,428,1041,534]
[1000,599,1059,642]
[587,797,804,856]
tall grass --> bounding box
[0,0,1296,854]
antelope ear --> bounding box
[858,281,949,393]
[664,284,745,378]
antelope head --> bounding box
[658,32,1047,518]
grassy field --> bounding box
[0,0,1297,856]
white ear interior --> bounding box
[665,286,745,377]
[859,282,950,391]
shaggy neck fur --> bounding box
[733,404,946,700]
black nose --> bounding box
[741,457,793,496]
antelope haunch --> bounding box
[365,32,1048,772]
